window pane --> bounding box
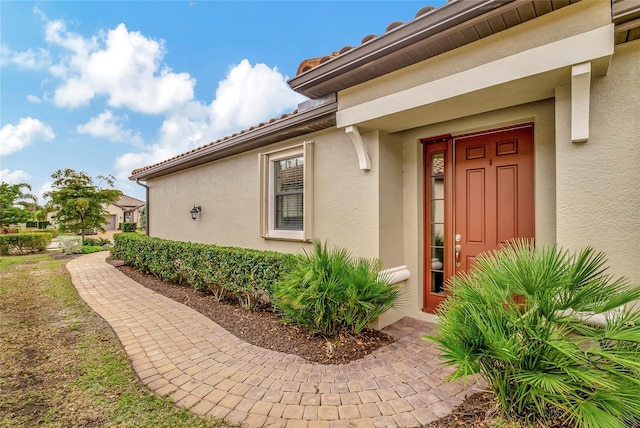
[275,156,303,193]
[274,155,304,231]
[276,194,303,230]
[431,200,444,223]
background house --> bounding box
[130,0,640,327]
[46,193,145,231]
[104,194,145,230]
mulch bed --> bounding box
[105,257,395,365]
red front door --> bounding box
[423,125,535,313]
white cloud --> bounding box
[27,11,306,185]
[210,60,306,135]
[0,42,51,69]
[0,169,31,184]
[114,60,306,181]
[44,18,194,113]
[38,182,53,200]
[27,94,42,103]
[77,110,144,146]
[0,117,55,156]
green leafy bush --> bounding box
[426,239,640,428]
[31,229,59,238]
[273,240,401,336]
[0,232,52,254]
[79,245,106,254]
[112,233,295,309]
[119,222,137,232]
[83,237,111,247]
[25,221,50,229]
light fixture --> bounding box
[189,205,201,221]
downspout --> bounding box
[135,179,150,236]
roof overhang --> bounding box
[613,0,640,43]
[130,97,337,181]
[336,24,614,133]
[288,0,580,99]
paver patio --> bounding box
[67,252,483,427]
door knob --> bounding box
[455,244,462,267]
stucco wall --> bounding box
[146,128,381,258]
[378,131,404,268]
[555,40,640,284]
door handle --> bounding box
[455,244,462,267]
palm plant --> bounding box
[273,240,401,336]
[426,239,640,427]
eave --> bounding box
[130,97,337,181]
[288,0,580,99]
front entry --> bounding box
[422,124,535,313]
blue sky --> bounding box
[1,1,444,201]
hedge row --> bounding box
[112,233,296,309]
[0,232,53,255]
[30,229,59,238]
[25,221,50,229]
[119,222,137,232]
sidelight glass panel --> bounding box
[429,152,445,294]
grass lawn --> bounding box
[0,253,234,427]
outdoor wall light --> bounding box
[189,205,201,221]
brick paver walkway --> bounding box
[67,252,483,427]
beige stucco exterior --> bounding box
[147,128,384,259]
[140,0,639,328]
[554,40,640,283]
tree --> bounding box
[45,169,122,241]
[0,182,37,232]
[139,205,146,232]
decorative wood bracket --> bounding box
[345,125,371,170]
[571,62,591,143]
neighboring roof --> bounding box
[114,194,145,208]
[131,94,337,180]
[289,0,581,99]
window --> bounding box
[260,142,313,241]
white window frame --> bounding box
[259,141,313,241]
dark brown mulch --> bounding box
[423,392,498,427]
[105,257,395,365]
[102,256,501,427]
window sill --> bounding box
[261,234,312,243]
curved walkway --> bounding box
[67,252,482,428]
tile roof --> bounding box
[114,194,145,208]
[289,0,582,99]
[295,5,437,76]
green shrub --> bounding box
[79,245,105,254]
[83,237,111,247]
[26,221,50,229]
[426,239,640,428]
[272,240,401,336]
[119,222,137,232]
[112,233,295,309]
[0,232,52,254]
[31,229,59,238]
